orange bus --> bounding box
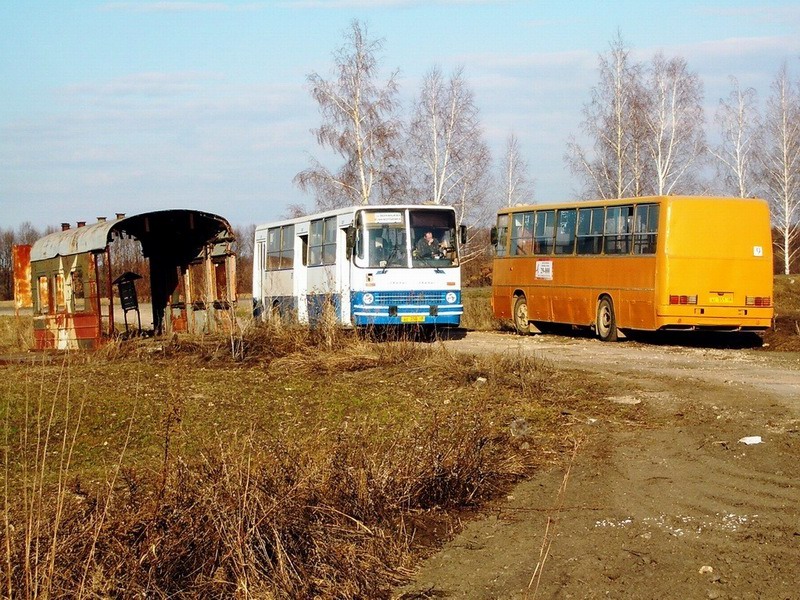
[491,195,774,341]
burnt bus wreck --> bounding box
[16,210,237,350]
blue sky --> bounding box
[2,0,799,231]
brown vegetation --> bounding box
[1,319,623,599]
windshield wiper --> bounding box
[377,246,401,274]
[418,254,445,274]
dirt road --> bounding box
[397,331,800,599]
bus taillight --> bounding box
[746,296,771,307]
[669,295,697,305]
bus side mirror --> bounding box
[345,226,356,259]
[460,225,467,245]
[490,226,498,246]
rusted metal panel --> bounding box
[30,220,118,262]
[12,244,32,309]
[27,209,237,348]
[31,253,104,350]
[33,313,100,351]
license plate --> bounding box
[400,315,425,323]
[708,294,733,304]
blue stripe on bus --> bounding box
[350,290,462,326]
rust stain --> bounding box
[26,210,238,350]
[12,244,32,309]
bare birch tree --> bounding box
[711,77,761,198]
[500,133,534,206]
[452,137,494,263]
[406,65,491,220]
[644,53,706,195]
[566,34,644,199]
[761,63,800,274]
[294,20,402,209]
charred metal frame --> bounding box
[14,210,237,350]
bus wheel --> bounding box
[270,300,282,323]
[596,297,618,342]
[513,295,531,335]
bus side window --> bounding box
[267,227,281,270]
[577,208,604,255]
[555,209,576,255]
[281,225,295,269]
[322,217,336,265]
[604,205,633,254]
[309,220,323,266]
[495,214,509,256]
[534,210,555,255]
[510,212,533,255]
[633,204,659,254]
[521,212,534,254]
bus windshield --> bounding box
[356,208,458,269]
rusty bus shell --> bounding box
[21,210,237,350]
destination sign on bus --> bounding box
[366,212,403,224]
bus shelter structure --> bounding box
[14,209,237,350]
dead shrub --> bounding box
[3,410,522,599]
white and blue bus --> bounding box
[252,205,465,328]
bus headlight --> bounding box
[363,293,374,305]
[446,292,457,304]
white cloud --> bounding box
[278,0,509,8]
[0,74,316,227]
[62,72,224,98]
[641,35,800,62]
[697,5,800,24]
[462,48,596,71]
[99,2,267,12]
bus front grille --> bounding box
[371,291,449,305]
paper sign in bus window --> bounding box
[536,260,553,280]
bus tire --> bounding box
[513,295,531,335]
[270,300,282,323]
[596,297,618,342]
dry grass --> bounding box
[461,287,500,331]
[0,316,33,354]
[0,323,622,599]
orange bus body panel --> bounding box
[492,196,773,334]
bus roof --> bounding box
[254,204,457,231]
[497,195,768,215]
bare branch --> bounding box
[294,20,402,210]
